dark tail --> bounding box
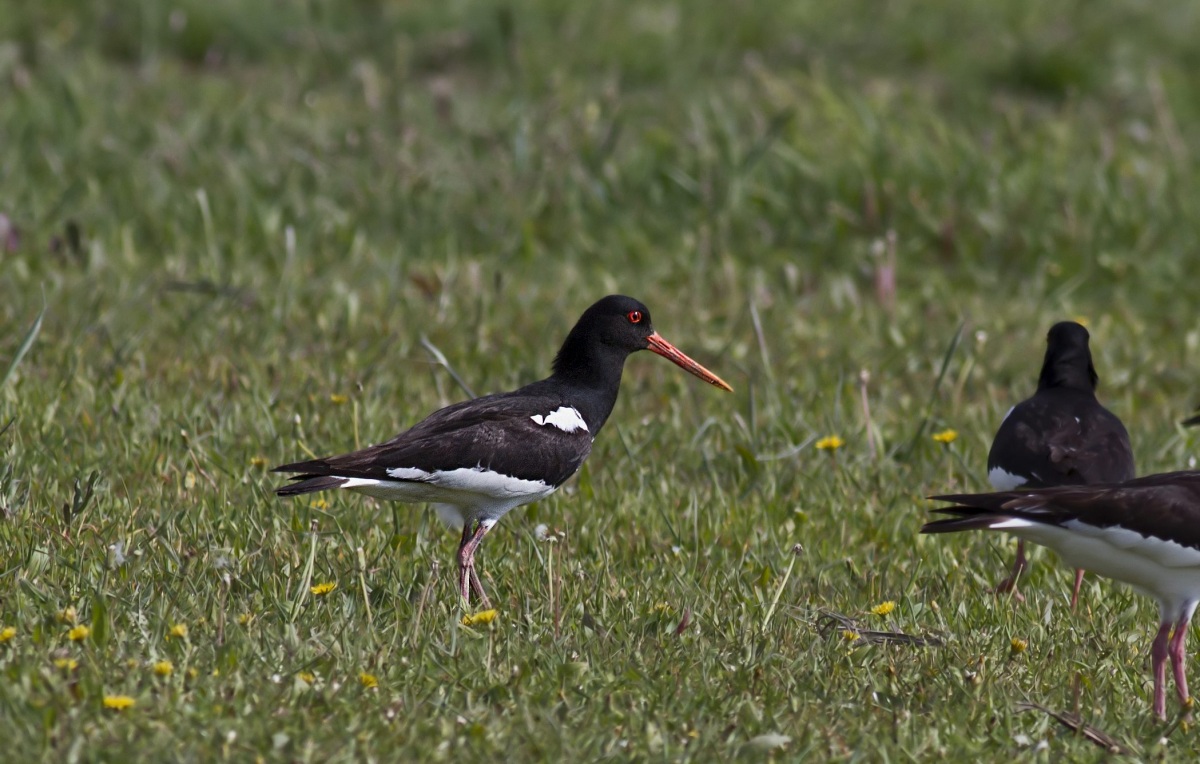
[274,475,347,497]
[920,507,1013,535]
[1184,409,1200,427]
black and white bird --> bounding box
[274,295,733,607]
[985,321,1135,606]
[922,471,1200,720]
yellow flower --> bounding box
[68,625,90,642]
[1011,638,1028,654]
[187,667,199,680]
[58,607,77,624]
[932,429,958,444]
[153,660,173,677]
[237,613,253,626]
[103,695,136,710]
[1072,316,1090,328]
[359,672,378,689]
[298,671,315,684]
[815,435,845,451]
[0,626,15,644]
[249,456,268,468]
[461,609,499,627]
[329,393,349,405]
[841,629,860,642]
[310,499,330,510]
[310,582,337,596]
[168,623,188,639]
[870,601,896,617]
[54,658,79,671]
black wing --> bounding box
[274,389,594,489]
[924,471,1200,550]
[987,388,1135,487]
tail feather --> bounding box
[920,508,1015,535]
[275,475,347,497]
[272,458,333,475]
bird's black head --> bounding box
[551,294,732,392]
[567,295,656,353]
[1037,321,1098,392]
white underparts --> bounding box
[530,406,589,433]
[327,465,558,529]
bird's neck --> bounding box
[1037,360,1097,394]
[548,341,628,433]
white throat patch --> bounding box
[531,406,589,433]
[988,466,1028,491]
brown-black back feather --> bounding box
[922,471,1200,551]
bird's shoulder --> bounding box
[988,389,1133,484]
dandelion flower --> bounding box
[54,657,79,671]
[329,393,349,405]
[153,660,173,677]
[168,623,188,640]
[841,629,860,642]
[0,626,15,644]
[816,435,845,452]
[310,498,330,510]
[870,601,896,617]
[1011,638,1028,655]
[932,429,958,444]
[103,695,136,710]
[310,582,337,596]
[298,671,315,684]
[68,625,90,642]
[249,456,268,468]
[58,607,77,624]
[359,672,378,689]
[461,609,499,627]
[237,613,253,626]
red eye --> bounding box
[627,310,643,324]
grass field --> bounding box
[4,0,1200,759]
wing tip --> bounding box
[274,475,347,497]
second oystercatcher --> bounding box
[922,471,1200,719]
[985,321,1135,606]
[274,295,733,607]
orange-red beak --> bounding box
[646,332,734,392]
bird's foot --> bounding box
[993,576,1025,602]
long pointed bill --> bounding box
[646,332,734,392]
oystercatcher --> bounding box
[922,471,1200,719]
[985,321,1135,606]
[274,295,733,607]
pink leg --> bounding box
[1168,616,1192,711]
[1152,621,1172,720]
[994,539,1027,602]
[456,521,493,608]
[1070,569,1085,612]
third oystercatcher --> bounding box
[274,295,733,607]
[985,321,1135,606]
[922,471,1200,719]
